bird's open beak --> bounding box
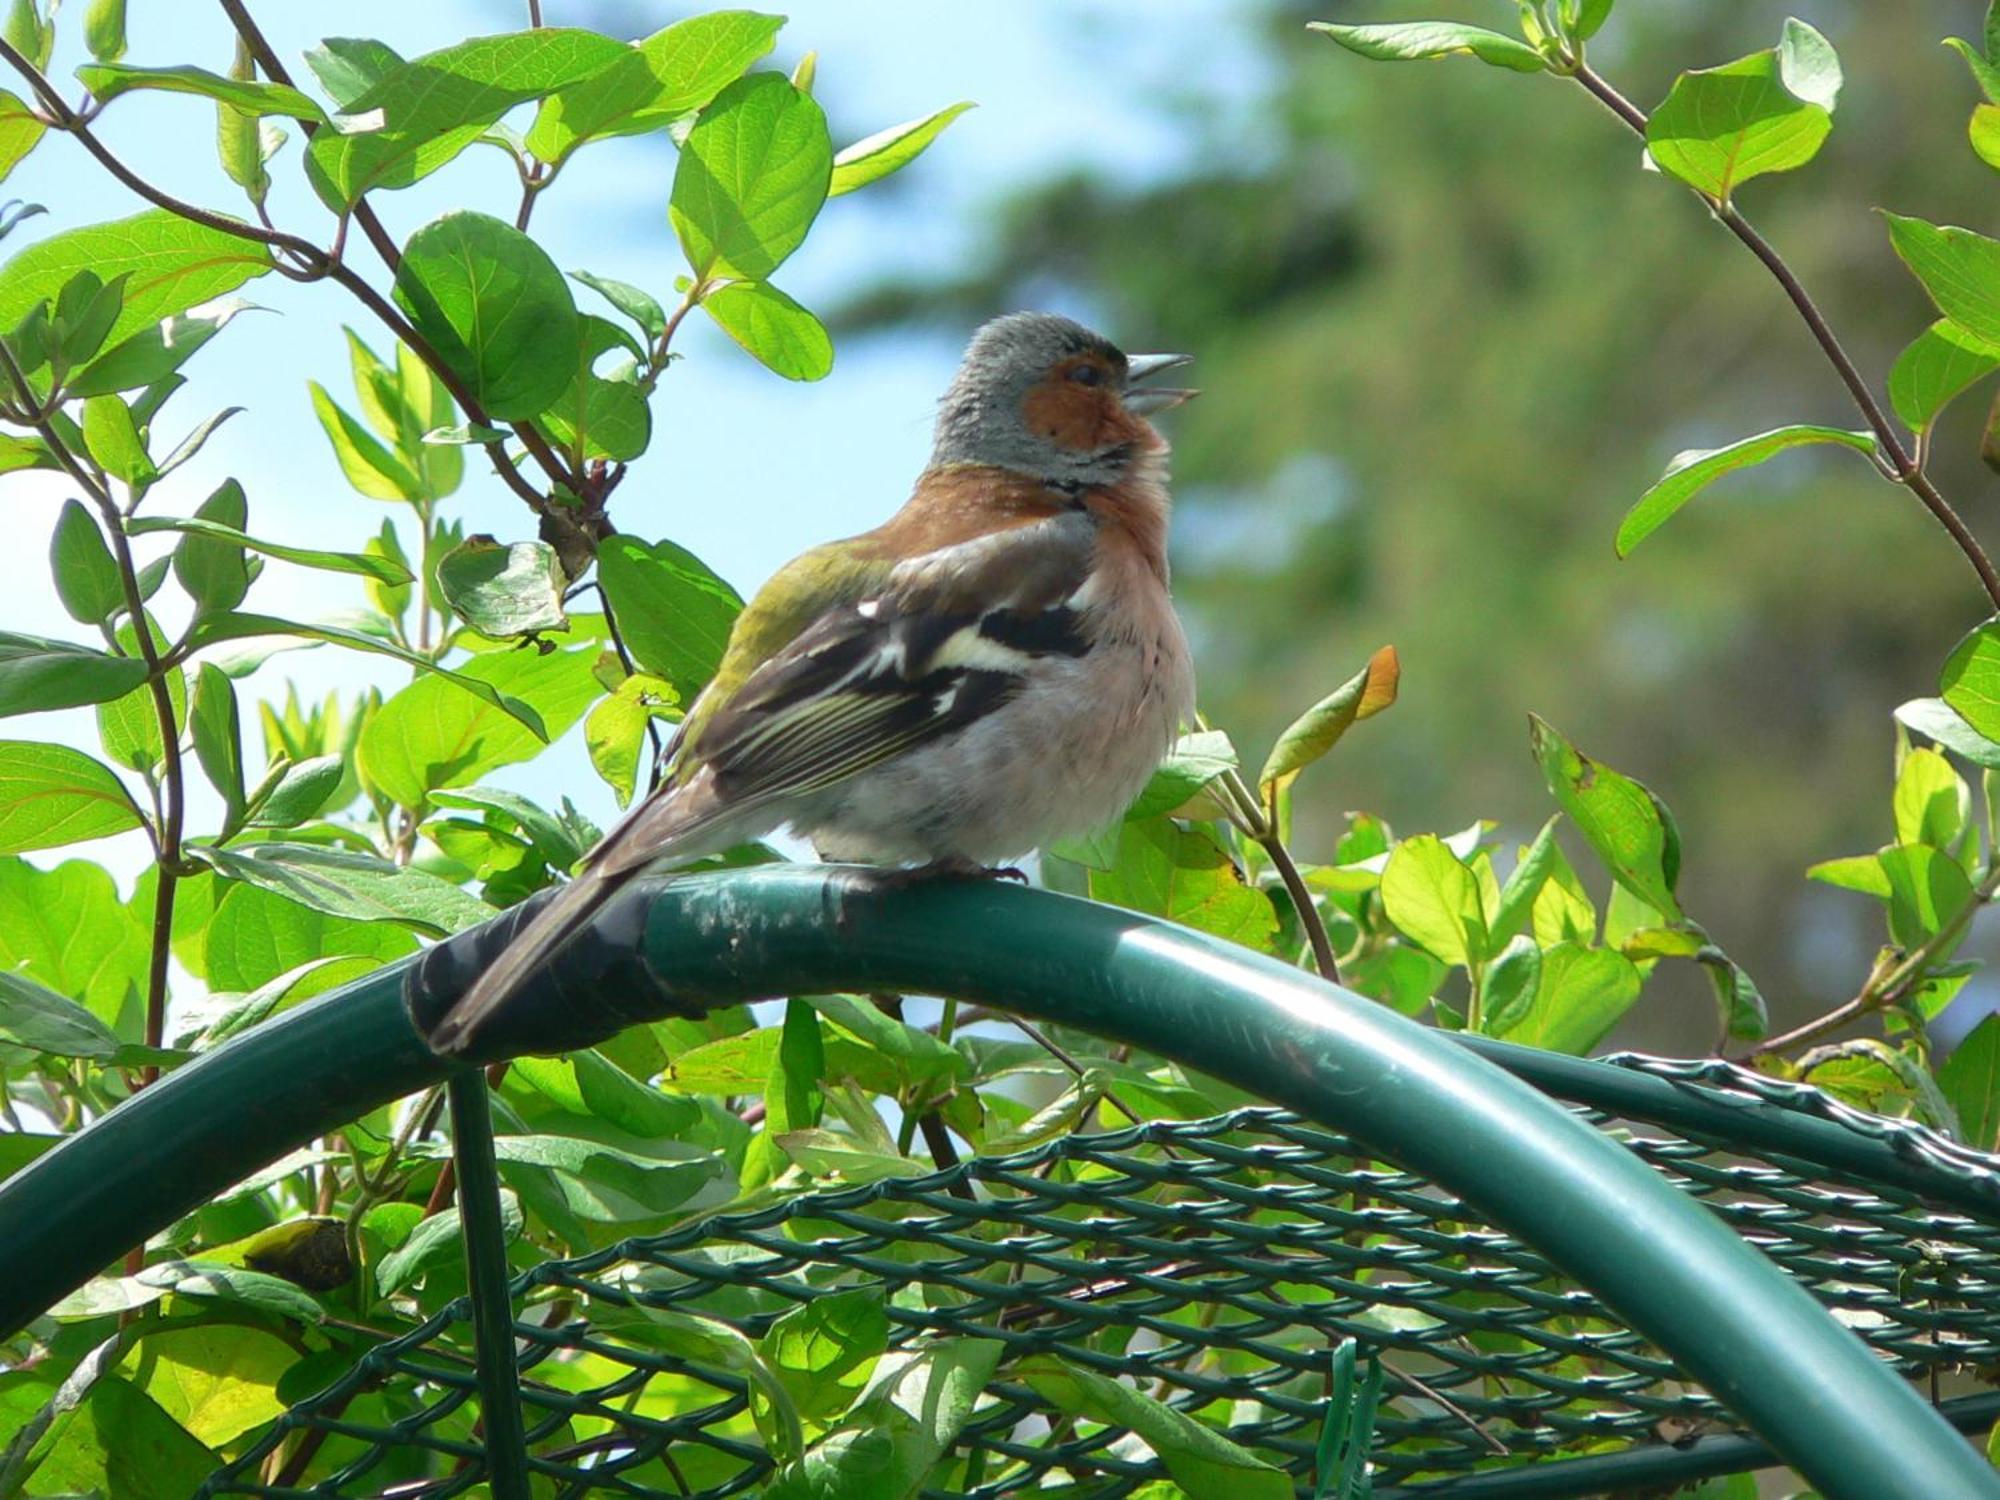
[1123,352,1196,415]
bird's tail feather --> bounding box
[423,861,637,1056]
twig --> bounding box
[1747,862,2000,1059]
[595,584,667,786]
[1567,59,2000,610]
[12,27,578,521]
[0,341,181,1090]
[874,994,976,1201]
[1215,765,1342,984]
[1010,1017,1144,1125]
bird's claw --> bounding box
[867,857,1030,890]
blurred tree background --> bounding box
[836,0,2000,1050]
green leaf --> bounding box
[1896,696,2000,770]
[192,841,493,936]
[429,784,589,870]
[1884,214,2000,349]
[123,1323,295,1447]
[537,313,652,461]
[508,1048,700,1138]
[1529,714,1684,921]
[0,88,43,184]
[1088,816,1279,952]
[0,208,273,354]
[356,643,597,807]
[1877,843,1974,948]
[305,29,629,207]
[764,1340,1004,1500]
[199,878,414,992]
[81,393,154,487]
[375,1192,522,1297]
[1257,644,1399,809]
[1940,1013,2000,1151]
[308,379,421,500]
[1491,942,1643,1054]
[702,280,832,381]
[172,478,250,616]
[180,611,545,731]
[1381,833,1487,967]
[670,72,832,281]
[1972,102,2000,172]
[1307,21,1545,73]
[1015,1354,1292,1500]
[1480,935,1543,1036]
[1775,18,1841,112]
[392,209,579,421]
[828,101,975,196]
[1939,617,2000,743]
[190,663,246,822]
[247,754,344,829]
[585,671,679,808]
[67,297,259,398]
[94,618,182,773]
[571,269,667,340]
[595,535,743,698]
[1806,853,1892,897]
[526,10,785,167]
[412,1132,725,1222]
[50,498,122,625]
[30,1376,218,1500]
[0,856,148,1030]
[1946,36,2000,106]
[0,968,120,1056]
[1893,746,1969,852]
[1344,944,1447,1016]
[1615,425,1876,556]
[127,514,411,585]
[767,997,826,1137]
[1491,814,1562,946]
[1698,945,1768,1042]
[435,536,568,639]
[76,62,326,123]
[1646,49,1831,201]
[0,630,149,715]
[303,36,404,110]
[1889,320,2000,433]
[82,0,125,63]
[0,740,143,853]
[761,1289,888,1423]
[1127,728,1238,820]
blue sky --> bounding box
[6,1,1270,882]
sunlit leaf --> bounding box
[1307,21,1545,73]
[1615,425,1876,556]
[828,101,974,196]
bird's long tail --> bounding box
[422,860,640,1057]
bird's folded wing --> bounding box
[697,511,1098,807]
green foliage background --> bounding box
[844,0,2000,1046]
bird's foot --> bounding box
[869,856,1029,890]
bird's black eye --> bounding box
[1067,364,1104,387]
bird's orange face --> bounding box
[1019,351,1167,456]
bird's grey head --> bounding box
[929,312,1194,488]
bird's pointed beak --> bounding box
[1123,352,1196,415]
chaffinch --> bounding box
[427,312,1197,1055]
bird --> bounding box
[424,312,1198,1056]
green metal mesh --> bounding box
[199,1087,2000,1499]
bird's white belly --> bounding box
[798,621,1194,866]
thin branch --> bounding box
[1747,861,2000,1059]
[215,0,403,271]
[1567,59,2000,610]
[0,341,182,1090]
[13,27,578,520]
[595,584,669,789]
[1215,765,1342,983]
